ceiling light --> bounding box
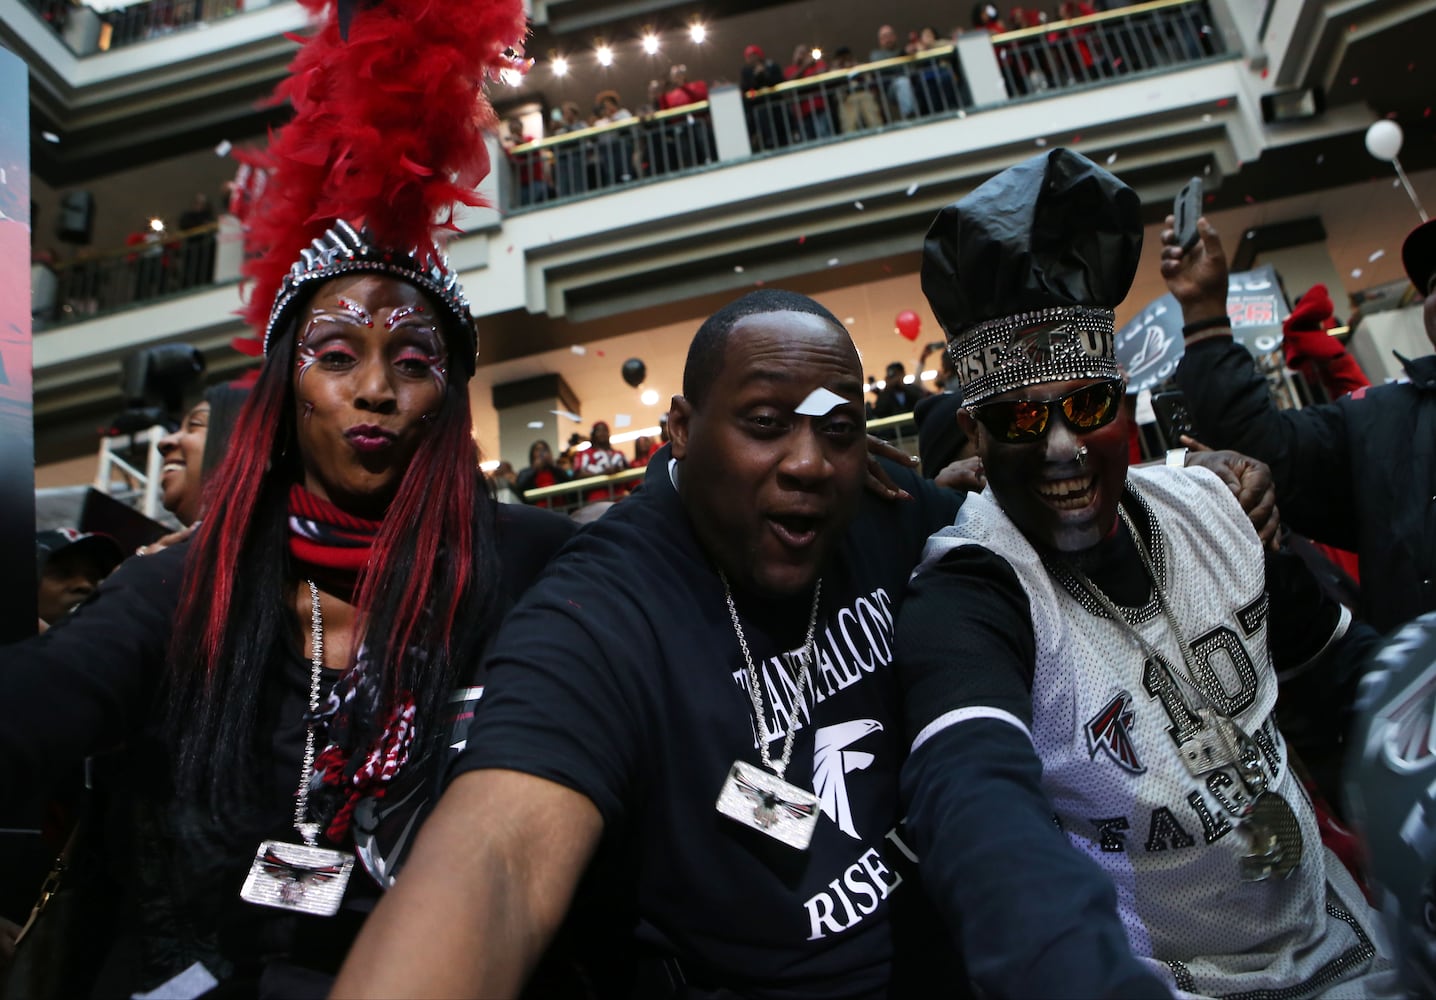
[811,47,823,60]
[596,44,614,66]
[642,33,660,54]
[640,389,660,406]
[552,55,569,76]
[689,22,706,44]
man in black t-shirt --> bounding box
[334,289,977,998]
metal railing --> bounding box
[21,0,248,53]
[744,47,971,154]
[38,222,221,327]
[990,0,1220,97]
[506,102,717,207]
[501,0,1221,212]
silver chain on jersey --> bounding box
[1065,506,1262,783]
[722,575,822,782]
[295,580,326,847]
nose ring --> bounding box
[1075,445,1089,467]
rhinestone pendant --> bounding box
[1238,792,1304,882]
[716,760,820,851]
[240,840,354,917]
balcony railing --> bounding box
[22,0,249,54]
[37,222,221,327]
[506,101,718,207]
[39,0,1226,325]
[503,0,1222,212]
[991,0,1221,97]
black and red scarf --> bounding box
[288,484,380,601]
[287,483,418,844]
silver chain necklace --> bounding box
[722,574,822,781]
[239,579,356,915]
[714,574,825,850]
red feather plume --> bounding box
[237,0,527,339]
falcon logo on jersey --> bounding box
[1086,691,1146,774]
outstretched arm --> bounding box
[897,546,1172,998]
[1162,217,1357,548]
[332,769,601,999]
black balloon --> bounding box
[621,358,646,387]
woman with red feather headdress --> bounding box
[0,1,582,994]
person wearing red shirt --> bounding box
[784,44,832,140]
[658,64,708,110]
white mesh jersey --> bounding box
[923,464,1394,998]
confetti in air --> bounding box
[1317,154,1325,164]
[826,258,840,267]
[1202,114,1213,123]
[570,345,587,355]
[1369,249,1385,262]
[854,201,865,210]
[1105,152,1118,165]
[215,140,233,157]
[1071,133,1082,143]
[733,265,744,273]
[797,235,806,245]
[1351,268,1363,279]
[905,183,920,197]
[1035,137,1048,146]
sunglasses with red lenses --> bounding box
[970,380,1124,444]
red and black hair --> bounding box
[166,309,496,810]
[164,0,524,810]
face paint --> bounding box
[794,386,849,417]
[386,304,448,394]
[336,296,374,327]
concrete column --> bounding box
[708,84,752,163]
[955,33,1007,108]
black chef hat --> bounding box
[921,148,1143,405]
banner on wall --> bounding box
[1114,264,1292,395]
[0,47,37,641]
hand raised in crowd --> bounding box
[864,433,916,500]
[1181,436,1281,550]
[934,455,986,493]
[1159,214,1231,337]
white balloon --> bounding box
[1365,119,1404,162]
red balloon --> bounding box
[894,310,921,341]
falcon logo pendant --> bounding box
[240,840,355,917]
[716,760,820,850]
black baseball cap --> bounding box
[36,529,124,577]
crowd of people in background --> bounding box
[502,0,1209,200]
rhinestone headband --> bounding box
[262,220,478,376]
[949,305,1119,406]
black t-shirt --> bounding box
[455,452,962,999]
[1,499,576,993]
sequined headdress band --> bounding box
[949,304,1119,407]
[263,220,478,376]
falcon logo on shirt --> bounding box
[813,719,883,839]
[1086,691,1146,774]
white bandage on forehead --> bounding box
[794,387,849,417]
